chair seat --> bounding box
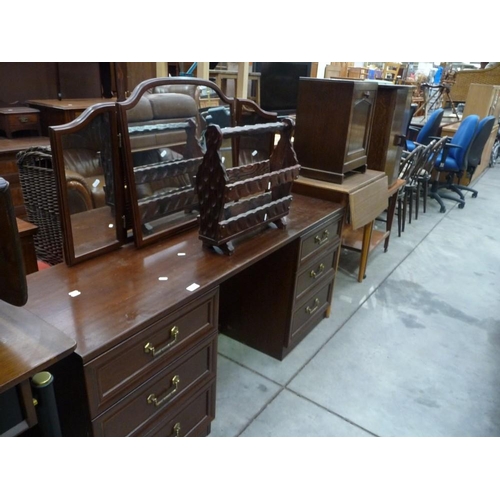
[434,153,460,172]
[406,140,417,152]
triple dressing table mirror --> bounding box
[49,103,126,266]
[117,77,238,248]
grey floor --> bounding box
[210,162,500,437]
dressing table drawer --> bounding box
[299,216,342,265]
[85,288,218,417]
[91,335,217,437]
[295,248,337,302]
[144,384,215,437]
[289,279,334,346]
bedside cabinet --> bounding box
[294,78,378,184]
[0,108,41,138]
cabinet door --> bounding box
[344,85,377,172]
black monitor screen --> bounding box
[256,62,311,115]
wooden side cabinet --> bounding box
[294,78,378,184]
[367,84,412,185]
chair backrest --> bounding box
[416,108,444,145]
[420,136,449,175]
[448,114,480,168]
[399,144,425,182]
[467,115,496,169]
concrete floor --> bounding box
[211,162,500,437]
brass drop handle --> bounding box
[172,422,181,437]
[19,116,30,123]
[306,298,320,315]
[147,375,180,407]
[314,230,329,246]
[144,325,179,357]
[310,263,325,279]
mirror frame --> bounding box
[49,102,126,266]
[117,77,236,248]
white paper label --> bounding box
[177,253,186,256]
[161,150,167,157]
[268,182,271,190]
[68,290,81,297]
[252,150,258,157]
[92,179,100,188]
[158,277,169,281]
[108,224,114,228]
[186,283,200,292]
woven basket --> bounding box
[17,146,64,266]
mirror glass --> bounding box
[119,77,237,247]
[49,103,125,265]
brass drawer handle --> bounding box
[147,375,180,407]
[310,263,325,279]
[172,422,181,437]
[314,230,329,246]
[306,298,320,315]
[144,325,179,357]
[19,116,30,123]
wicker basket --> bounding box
[17,146,64,266]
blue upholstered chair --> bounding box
[406,108,444,152]
[461,115,496,197]
[429,114,479,212]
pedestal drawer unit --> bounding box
[80,287,219,436]
[92,335,217,436]
[219,208,343,360]
[85,288,218,417]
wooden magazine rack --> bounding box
[196,118,300,255]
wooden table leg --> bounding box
[358,221,374,282]
[384,191,399,252]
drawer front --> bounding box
[144,384,215,437]
[295,248,338,302]
[92,336,217,437]
[290,279,333,343]
[8,113,38,127]
[299,216,342,265]
[85,287,218,417]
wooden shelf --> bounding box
[342,225,389,253]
